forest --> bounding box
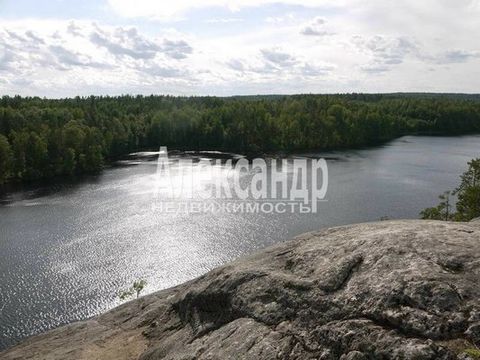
[1,93,480,184]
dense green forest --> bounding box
[1,93,480,184]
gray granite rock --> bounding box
[1,220,480,360]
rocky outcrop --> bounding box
[1,220,480,360]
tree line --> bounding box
[1,94,480,184]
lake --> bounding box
[0,135,479,350]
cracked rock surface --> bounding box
[1,220,480,360]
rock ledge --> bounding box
[1,220,480,360]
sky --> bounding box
[0,0,479,97]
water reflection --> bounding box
[0,135,479,350]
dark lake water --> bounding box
[1,135,479,351]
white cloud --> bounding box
[226,48,335,80]
[434,50,480,64]
[205,18,244,24]
[0,21,198,96]
[300,17,334,37]
[107,0,340,19]
[352,35,418,73]
[162,39,193,59]
[261,48,298,68]
[225,58,246,72]
[1,0,480,95]
[89,26,162,60]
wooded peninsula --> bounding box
[1,93,480,184]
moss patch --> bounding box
[464,349,480,359]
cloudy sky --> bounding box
[1,0,479,97]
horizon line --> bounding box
[2,91,480,100]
